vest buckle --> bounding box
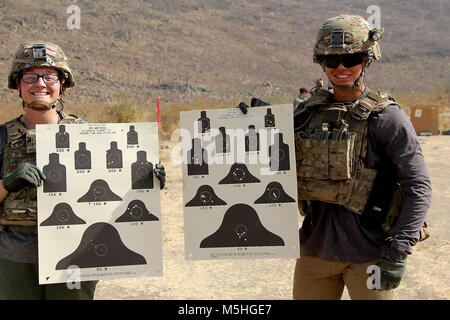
[351,101,372,121]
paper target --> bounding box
[181,104,299,260]
[36,122,162,284]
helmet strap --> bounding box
[23,100,56,111]
[352,55,371,88]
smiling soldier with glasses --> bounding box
[0,41,98,300]
[0,41,166,300]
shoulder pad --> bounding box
[352,91,398,120]
[60,113,87,124]
[4,117,26,142]
[367,91,398,113]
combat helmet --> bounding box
[8,41,75,90]
[313,15,384,88]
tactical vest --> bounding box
[0,113,84,227]
[294,89,396,215]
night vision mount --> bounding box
[26,43,56,68]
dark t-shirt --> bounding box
[295,91,432,263]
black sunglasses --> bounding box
[322,54,365,69]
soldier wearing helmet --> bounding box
[291,15,431,299]
[8,41,75,111]
[293,88,309,110]
[0,41,98,299]
[0,41,167,300]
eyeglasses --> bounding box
[323,54,365,69]
[21,73,60,84]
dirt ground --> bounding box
[94,136,449,300]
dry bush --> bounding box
[2,90,448,140]
[64,96,236,141]
[0,102,19,124]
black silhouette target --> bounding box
[254,182,295,204]
[127,125,139,145]
[245,125,260,152]
[131,151,154,189]
[115,200,159,222]
[78,179,122,202]
[185,185,227,207]
[40,202,86,226]
[43,153,67,193]
[55,222,146,270]
[106,141,123,169]
[219,163,261,184]
[74,142,91,170]
[197,111,210,133]
[215,127,231,154]
[264,108,276,127]
[187,138,208,176]
[199,203,284,248]
[55,125,70,149]
[269,133,290,171]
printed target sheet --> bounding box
[180,104,300,260]
[36,122,162,284]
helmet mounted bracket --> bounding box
[25,44,56,68]
[330,28,345,48]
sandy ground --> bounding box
[94,136,449,300]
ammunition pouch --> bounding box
[296,131,377,214]
[0,127,37,226]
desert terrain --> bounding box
[0,0,447,301]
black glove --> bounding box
[153,162,166,190]
[2,162,46,192]
[376,246,407,290]
[238,102,250,114]
[237,97,271,114]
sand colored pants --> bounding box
[0,258,97,300]
[293,254,394,300]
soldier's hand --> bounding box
[376,246,407,290]
[2,162,46,192]
[237,102,249,114]
[237,97,271,114]
[153,162,166,190]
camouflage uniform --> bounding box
[292,16,431,299]
[0,41,97,299]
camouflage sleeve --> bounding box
[58,111,88,124]
[368,104,432,253]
